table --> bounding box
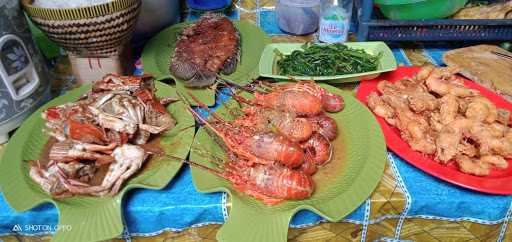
[1,1,512,242]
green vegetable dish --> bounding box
[275,43,382,77]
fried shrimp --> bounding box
[367,66,511,176]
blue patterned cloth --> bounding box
[1,7,512,240]
[392,154,512,222]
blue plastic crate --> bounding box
[356,0,512,41]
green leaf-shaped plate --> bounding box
[189,84,387,242]
[0,82,195,242]
[259,42,397,83]
[141,20,271,106]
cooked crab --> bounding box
[89,90,176,143]
[29,160,96,198]
[30,74,177,197]
[30,144,148,197]
[61,144,149,196]
[91,74,154,94]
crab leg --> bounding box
[138,124,168,134]
[49,141,115,164]
[93,93,115,107]
[62,145,147,196]
[62,172,114,195]
[29,164,54,194]
[78,143,117,153]
[159,97,179,106]
[67,179,90,187]
[108,162,145,195]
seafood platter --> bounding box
[0,75,387,241]
[0,74,195,241]
[189,80,386,242]
[6,9,512,242]
[31,74,178,197]
[0,17,392,239]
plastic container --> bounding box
[374,0,468,20]
[356,0,512,42]
[276,0,321,35]
[319,0,353,43]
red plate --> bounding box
[356,66,512,194]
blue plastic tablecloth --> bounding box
[1,8,512,241]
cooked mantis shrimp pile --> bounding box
[187,81,345,205]
[29,74,176,197]
[367,66,512,176]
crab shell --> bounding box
[170,13,241,87]
[91,74,155,94]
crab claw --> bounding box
[59,144,148,197]
[67,120,108,144]
[42,107,62,122]
[92,74,153,93]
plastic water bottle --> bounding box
[319,0,353,43]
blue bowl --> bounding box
[186,0,231,11]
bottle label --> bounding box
[319,18,348,43]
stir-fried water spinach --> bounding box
[276,43,382,76]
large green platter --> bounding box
[189,84,387,242]
[141,20,271,106]
[0,82,195,242]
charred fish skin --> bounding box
[221,29,241,76]
[185,70,218,88]
[169,13,241,88]
[170,59,197,80]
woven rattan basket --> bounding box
[22,0,141,57]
